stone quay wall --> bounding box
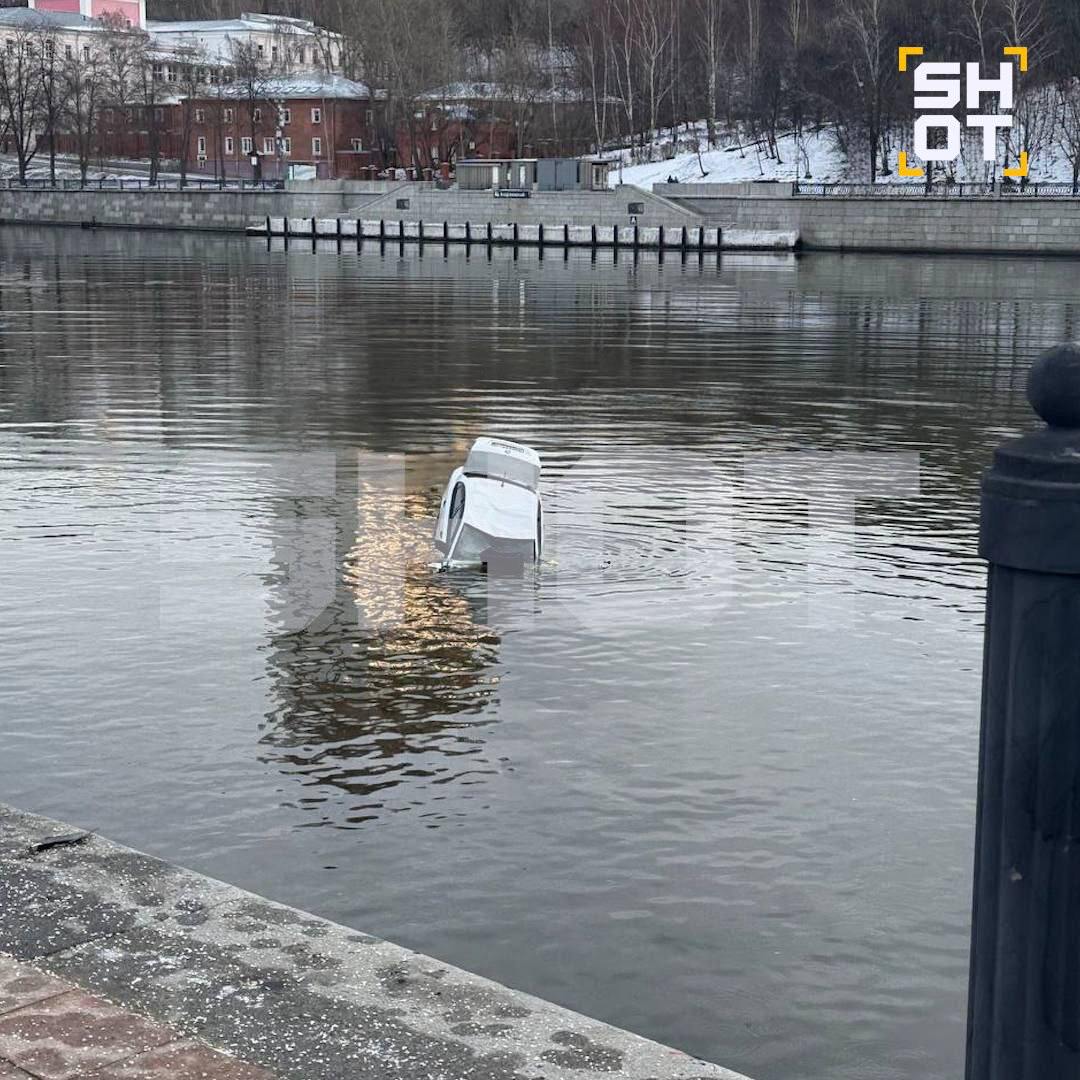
[346,185,700,228]
[0,180,400,233]
[664,182,1080,254]
[0,182,695,235]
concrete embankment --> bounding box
[0,181,694,234]
[0,803,750,1080]
[664,181,1080,255]
[346,185,698,228]
[0,180,402,233]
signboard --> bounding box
[288,164,316,181]
[627,201,645,214]
[395,198,410,210]
[495,188,530,199]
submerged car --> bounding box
[434,437,543,567]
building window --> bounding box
[257,43,264,58]
[253,107,261,122]
[312,137,322,156]
[263,137,275,154]
[297,47,306,65]
[194,108,205,123]
[281,108,291,124]
[197,136,207,158]
[82,45,90,62]
[154,107,164,123]
[311,107,321,124]
[167,66,176,82]
[223,107,233,123]
[351,138,363,152]
[225,136,234,153]
[241,136,252,154]
[64,44,72,60]
[152,62,163,80]
[282,137,291,154]
[209,69,219,84]
[366,109,373,124]
[271,46,278,63]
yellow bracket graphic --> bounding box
[1004,151,1029,178]
[898,151,925,178]
[1003,46,1028,72]
[898,46,924,72]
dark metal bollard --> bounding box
[967,342,1080,1080]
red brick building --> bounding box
[395,110,517,173]
[183,74,384,180]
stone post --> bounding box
[967,342,1080,1079]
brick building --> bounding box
[28,0,143,27]
[182,73,383,181]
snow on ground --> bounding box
[610,126,845,188]
[607,122,1078,189]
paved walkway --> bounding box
[1,804,747,1080]
[0,954,273,1080]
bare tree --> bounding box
[495,18,546,156]
[100,12,146,163]
[1058,77,1080,192]
[833,0,897,182]
[693,0,726,147]
[172,45,208,185]
[575,3,614,152]
[61,39,104,184]
[0,25,45,182]
[635,0,676,147]
[229,36,276,175]
[359,0,460,173]
[34,24,60,184]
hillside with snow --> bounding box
[609,123,1079,188]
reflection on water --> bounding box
[262,458,502,826]
[1,226,1077,1080]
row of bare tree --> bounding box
[0,12,309,184]
[5,0,1080,183]
[205,0,1080,178]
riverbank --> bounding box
[663,182,1080,255]
[2,178,1079,255]
[0,804,749,1080]
[0,181,695,234]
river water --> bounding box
[1,227,1075,1080]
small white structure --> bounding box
[435,437,543,566]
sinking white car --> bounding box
[434,437,543,567]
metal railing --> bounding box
[2,177,285,192]
[793,180,1080,198]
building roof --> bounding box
[421,81,587,105]
[0,7,98,30]
[146,13,323,36]
[210,72,372,100]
